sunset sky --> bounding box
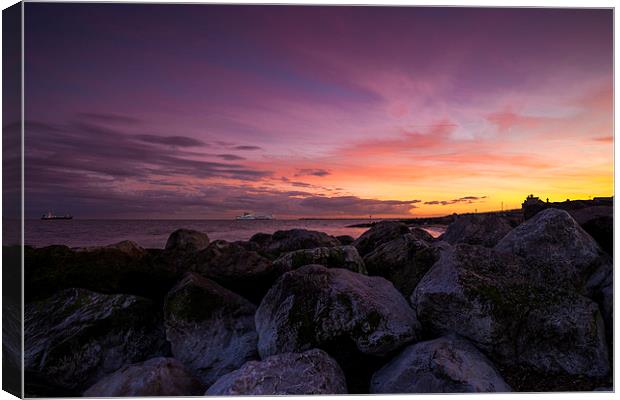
[24,4,613,219]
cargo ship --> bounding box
[41,211,73,220]
[236,212,273,220]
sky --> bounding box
[23,4,613,219]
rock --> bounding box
[410,227,435,242]
[25,288,166,393]
[336,235,355,245]
[256,264,419,358]
[363,233,439,297]
[371,335,511,393]
[272,245,366,274]
[584,260,613,356]
[353,221,411,256]
[495,208,605,286]
[164,273,258,387]
[24,244,179,302]
[206,349,347,395]
[266,229,340,256]
[441,214,514,248]
[165,228,210,253]
[255,265,419,392]
[411,244,609,382]
[190,240,281,302]
[249,232,273,248]
[83,357,204,396]
[581,215,613,256]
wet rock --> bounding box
[206,349,347,395]
[441,214,514,248]
[412,244,609,381]
[273,245,366,274]
[371,335,511,393]
[25,288,166,393]
[190,240,280,302]
[363,233,439,297]
[266,229,340,256]
[164,273,258,387]
[336,235,355,245]
[83,357,204,397]
[25,244,179,302]
[495,208,605,287]
[165,228,210,254]
[353,221,411,257]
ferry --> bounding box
[41,211,73,220]
[236,212,274,220]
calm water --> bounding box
[24,219,446,249]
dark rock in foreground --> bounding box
[206,349,347,395]
[371,335,511,393]
[272,245,366,274]
[353,221,411,256]
[441,214,514,247]
[363,233,439,297]
[25,242,180,302]
[165,228,210,254]
[190,240,280,302]
[84,357,204,397]
[163,273,258,387]
[25,288,166,394]
[336,235,355,245]
[256,264,420,392]
[412,244,609,381]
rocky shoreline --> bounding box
[20,207,613,396]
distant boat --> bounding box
[41,211,73,220]
[236,212,273,220]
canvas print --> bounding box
[2,2,614,397]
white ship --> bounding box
[236,212,274,220]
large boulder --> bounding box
[163,273,258,387]
[336,235,355,245]
[363,233,439,297]
[83,357,204,396]
[411,244,609,384]
[24,244,179,302]
[255,265,420,392]
[441,214,514,248]
[495,208,605,287]
[165,228,210,254]
[584,260,613,356]
[353,221,411,257]
[371,335,511,393]
[272,245,366,274]
[206,349,347,395]
[25,289,166,394]
[190,240,280,302]
[266,229,340,256]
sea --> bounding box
[23,219,446,249]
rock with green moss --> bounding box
[265,229,340,256]
[353,221,411,257]
[495,208,605,286]
[255,265,419,358]
[371,334,511,393]
[411,244,609,381]
[165,228,210,254]
[206,349,347,395]
[190,240,281,302]
[441,214,514,247]
[83,357,204,396]
[363,233,439,297]
[25,288,166,394]
[272,245,366,274]
[163,273,258,387]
